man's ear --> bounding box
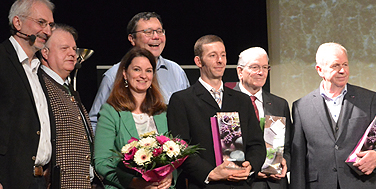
[237,66,243,81]
[128,34,136,46]
[12,16,22,31]
[194,56,202,68]
[41,47,49,60]
[316,65,323,77]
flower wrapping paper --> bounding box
[124,156,188,182]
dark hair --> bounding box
[127,12,163,36]
[194,35,224,58]
[107,47,166,115]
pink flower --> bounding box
[174,138,188,148]
[156,135,170,145]
[153,147,163,157]
[124,147,137,161]
[128,137,139,144]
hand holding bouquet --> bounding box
[117,131,201,182]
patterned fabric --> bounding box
[211,88,222,107]
[42,73,92,188]
[250,96,260,120]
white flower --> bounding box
[134,148,152,166]
[139,137,158,149]
[121,141,138,154]
[163,141,181,158]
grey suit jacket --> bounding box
[291,84,376,189]
[233,82,291,189]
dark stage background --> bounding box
[1,0,268,110]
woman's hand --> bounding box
[129,173,172,189]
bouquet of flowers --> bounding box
[117,131,201,182]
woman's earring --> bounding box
[124,79,128,88]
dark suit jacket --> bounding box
[0,39,42,188]
[167,81,266,189]
[233,82,291,189]
[291,84,376,189]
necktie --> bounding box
[211,88,222,108]
[250,96,259,120]
[63,83,71,96]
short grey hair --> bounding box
[315,42,347,66]
[8,0,55,31]
[237,47,269,67]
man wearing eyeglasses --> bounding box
[0,0,55,188]
[290,43,376,189]
[89,12,190,133]
[232,47,291,189]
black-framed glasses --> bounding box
[20,15,56,29]
[246,65,271,72]
[133,28,165,37]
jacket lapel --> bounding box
[312,89,336,142]
[262,90,273,116]
[336,87,355,141]
[119,111,168,139]
[5,40,35,105]
[119,111,139,139]
[193,81,219,109]
[154,112,168,134]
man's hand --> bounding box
[256,158,287,180]
[228,161,253,181]
[208,161,252,182]
[353,150,376,175]
[269,158,287,180]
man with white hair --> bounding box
[291,42,376,189]
[232,47,291,189]
[0,0,55,188]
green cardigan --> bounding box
[94,103,168,189]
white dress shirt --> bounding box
[239,83,265,119]
[9,36,51,166]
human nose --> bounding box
[69,48,77,58]
[151,30,160,39]
[257,68,267,74]
[43,25,54,37]
[140,71,147,78]
[218,56,224,64]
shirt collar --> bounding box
[41,65,69,85]
[319,81,348,101]
[199,77,223,93]
[239,82,263,102]
[157,56,168,70]
[9,36,29,64]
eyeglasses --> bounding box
[133,28,165,37]
[20,16,56,29]
[246,65,271,72]
[330,63,348,71]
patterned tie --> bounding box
[250,96,259,120]
[211,88,222,108]
[63,83,72,96]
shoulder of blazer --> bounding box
[0,39,20,68]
